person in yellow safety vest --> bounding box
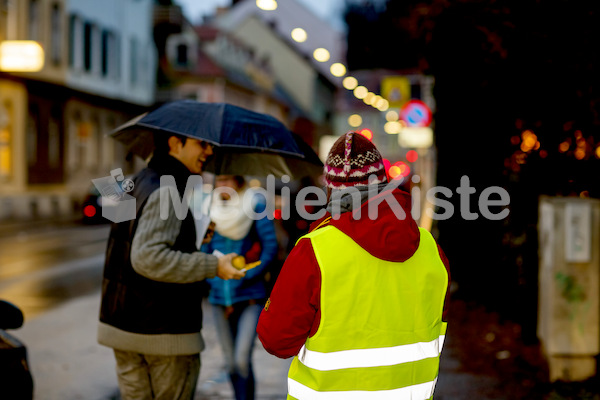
[257,131,451,400]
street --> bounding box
[0,221,109,319]
[0,221,542,400]
[0,221,292,400]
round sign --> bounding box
[400,100,432,127]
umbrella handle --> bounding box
[207,149,224,219]
[213,149,223,177]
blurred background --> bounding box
[1,0,599,399]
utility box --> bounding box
[538,196,600,382]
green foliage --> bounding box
[343,0,600,311]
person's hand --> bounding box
[217,253,246,280]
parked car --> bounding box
[0,300,34,399]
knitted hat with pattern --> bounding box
[324,131,387,189]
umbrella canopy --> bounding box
[110,100,320,179]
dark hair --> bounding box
[153,132,187,157]
[233,175,245,188]
[216,175,246,189]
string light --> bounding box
[330,63,346,77]
[252,0,400,119]
[353,86,368,99]
[256,0,278,10]
[313,48,330,62]
[377,99,390,112]
[291,28,307,43]
[363,92,376,105]
[342,76,358,90]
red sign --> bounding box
[400,100,432,127]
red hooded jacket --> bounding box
[257,188,451,359]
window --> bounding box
[48,118,60,168]
[69,15,77,67]
[130,37,138,86]
[73,111,88,168]
[83,22,92,72]
[114,34,121,80]
[100,30,118,79]
[28,0,39,40]
[50,3,61,66]
[0,100,12,180]
[1,1,9,44]
[102,115,115,169]
[68,110,81,169]
[101,30,109,76]
[88,116,98,167]
[176,43,188,66]
[26,105,39,167]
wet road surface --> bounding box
[0,221,109,318]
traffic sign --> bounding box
[400,100,432,127]
[381,76,411,109]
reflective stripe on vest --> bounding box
[287,226,448,400]
[289,377,438,400]
[297,333,446,371]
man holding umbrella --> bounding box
[98,131,245,400]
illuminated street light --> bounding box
[371,95,382,107]
[377,99,390,112]
[291,28,307,43]
[256,0,278,10]
[313,48,330,62]
[406,150,418,163]
[353,85,368,99]
[388,165,402,179]
[398,127,434,148]
[343,76,358,90]
[386,110,399,122]
[348,114,362,127]
[384,121,402,134]
[359,128,373,141]
[0,41,44,72]
[330,62,346,77]
[374,97,387,110]
[363,92,376,105]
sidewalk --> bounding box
[17,291,290,400]
[194,303,292,399]
[0,214,83,239]
[15,287,550,400]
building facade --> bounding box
[0,0,156,220]
[213,0,341,143]
[162,22,293,122]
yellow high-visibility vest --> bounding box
[287,226,448,400]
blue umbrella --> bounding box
[110,100,320,178]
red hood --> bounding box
[309,188,420,262]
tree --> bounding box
[344,0,600,335]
